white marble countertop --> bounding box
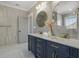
[28,33,79,49]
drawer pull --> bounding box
[37,53,41,57]
[37,39,42,42]
[50,44,59,48]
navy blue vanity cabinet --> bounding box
[28,35,79,58]
[35,37,46,58]
[46,40,69,58]
[28,35,36,55]
[69,47,78,58]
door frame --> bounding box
[28,13,33,34]
[17,16,19,43]
[17,16,28,43]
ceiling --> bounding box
[0,1,37,11]
[55,1,79,14]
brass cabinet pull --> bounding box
[50,44,59,48]
[37,39,41,42]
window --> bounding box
[57,13,62,26]
[64,14,77,29]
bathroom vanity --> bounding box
[28,1,79,58]
[28,33,79,58]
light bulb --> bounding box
[38,5,41,8]
[36,6,38,10]
[41,2,44,6]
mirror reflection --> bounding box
[52,1,79,39]
[53,1,79,29]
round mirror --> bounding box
[36,11,47,27]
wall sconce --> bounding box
[36,2,46,10]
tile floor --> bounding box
[0,43,34,58]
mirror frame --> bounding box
[36,11,48,27]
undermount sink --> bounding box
[36,32,70,40]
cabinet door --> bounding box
[46,45,56,58]
[56,44,69,58]
[69,47,78,58]
[35,38,46,58]
[31,36,36,55]
[28,35,31,51]
[46,41,58,58]
[78,49,79,57]
[28,35,36,55]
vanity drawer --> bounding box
[36,38,45,47]
[46,40,69,58]
[36,38,44,43]
[47,41,60,49]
